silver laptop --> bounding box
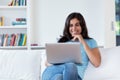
[46,43,82,64]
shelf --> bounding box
[0,6,27,9]
[31,46,45,50]
[0,46,27,50]
[0,0,28,50]
[0,46,46,50]
[0,26,27,29]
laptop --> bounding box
[46,43,82,64]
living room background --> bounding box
[30,0,116,48]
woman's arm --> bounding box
[82,41,101,67]
[72,35,101,67]
[45,60,53,67]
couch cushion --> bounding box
[83,46,120,80]
[0,50,41,80]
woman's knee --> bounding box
[64,62,78,74]
[42,66,56,80]
[42,73,63,80]
[42,65,63,80]
[51,74,63,80]
[65,62,77,69]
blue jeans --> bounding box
[42,63,82,80]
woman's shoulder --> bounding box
[85,38,98,48]
[85,38,96,42]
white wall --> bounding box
[85,0,105,47]
[30,0,116,48]
[104,0,116,48]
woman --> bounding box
[42,12,101,80]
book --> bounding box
[18,33,23,46]
[10,34,16,46]
[0,17,2,26]
[0,34,3,46]
[14,33,20,46]
[22,34,27,46]
[1,34,5,46]
[7,34,11,46]
[8,0,26,6]
[12,0,15,6]
[16,18,26,22]
[3,34,8,46]
[12,21,26,25]
[2,16,4,26]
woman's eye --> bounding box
[75,23,80,26]
[70,24,73,27]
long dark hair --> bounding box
[58,12,91,42]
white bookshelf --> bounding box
[0,0,28,49]
[0,6,27,9]
[31,46,45,50]
[0,26,27,29]
[0,46,27,50]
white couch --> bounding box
[84,46,120,80]
[0,50,42,80]
[41,46,120,80]
[0,46,120,80]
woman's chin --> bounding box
[71,34,77,36]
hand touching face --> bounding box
[69,18,83,41]
[69,18,82,36]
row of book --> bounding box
[0,33,27,46]
[12,18,27,26]
[0,17,27,26]
[8,0,27,6]
[0,16,4,26]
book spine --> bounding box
[12,0,15,6]
[3,34,8,46]
[0,17,2,26]
[7,34,11,46]
[22,34,27,46]
[10,34,16,46]
[25,0,27,6]
[0,33,27,47]
[1,34,5,46]
[0,34,3,46]
[1,16,4,26]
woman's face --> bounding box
[69,18,82,37]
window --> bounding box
[115,0,120,46]
[115,0,120,35]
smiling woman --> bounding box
[69,18,82,38]
[30,0,116,48]
[42,12,101,80]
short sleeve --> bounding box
[89,39,98,48]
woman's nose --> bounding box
[72,26,76,30]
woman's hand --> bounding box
[72,34,101,67]
[45,60,52,67]
[72,34,84,43]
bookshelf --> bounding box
[0,0,28,49]
[0,6,27,9]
